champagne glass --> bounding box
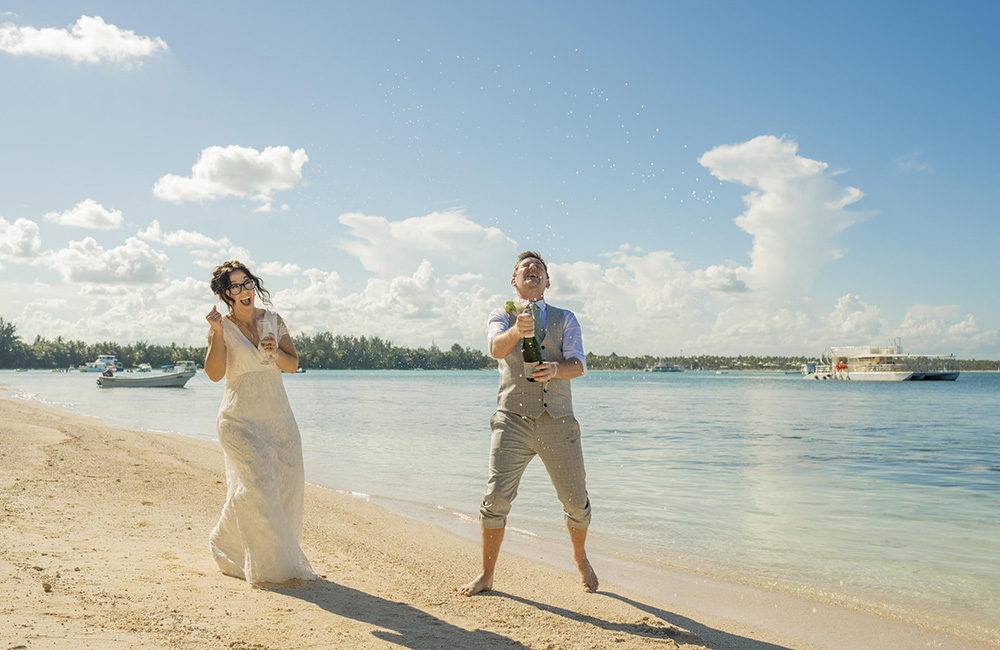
[257,314,278,364]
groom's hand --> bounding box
[515,310,534,338]
[533,361,558,382]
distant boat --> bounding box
[96,369,195,388]
[646,362,684,372]
[173,360,198,373]
[803,339,959,382]
[96,360,198,388]
[79,354,122,373]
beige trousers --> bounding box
[479,410,591,530]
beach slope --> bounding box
[1,397,993,650]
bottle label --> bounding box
[524,359,540,381]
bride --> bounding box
[203,260,316,585]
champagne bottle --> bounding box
[522,335,542,382]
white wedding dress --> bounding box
[209,310,316,585]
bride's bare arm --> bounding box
[273,334,298,374]
[205,306,227,382]
[273,315,298,374]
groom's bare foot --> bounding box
[575,556,599,593]
[458,572,493,596]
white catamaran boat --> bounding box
[803,339,959,382]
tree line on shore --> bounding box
[0,317,489,370]
[2,317,999,371]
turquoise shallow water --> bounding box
[3,368,998,632]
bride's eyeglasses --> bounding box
[228,278,256,295]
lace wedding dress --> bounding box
[209,310,316,585]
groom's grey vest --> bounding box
[496,305,573,419]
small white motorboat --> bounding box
[646,362,684,372]
[96,360,198,388]
[79,354,122,373]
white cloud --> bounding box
[444,272,485,287]
[39,236,168,283]
[11,276,217,345]
[893,149,934,174]
[270,261,499,349]
[827,293,885,342]
[691,264,747,293]
[153,145,308,212]
[137,219,252,269]
[705,306,811,350]
[699,135,872,297]
[0,216,41,258]
[542,250,717,354]
[0,15,167,66]
[139,219,219,248]
[258,261,302,277]
[188,248,254,270]
[544,251,879,356]
[273,268,344,315]
[338,210,517,278]
[44,199,123,230]
[3,169,995,358]
[896,305,998,351]
[688,296,997,357]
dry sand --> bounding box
[1,396,995,650]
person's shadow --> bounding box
[270,578,528,649]
[492,590,794,650]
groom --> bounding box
[459,251,598,596]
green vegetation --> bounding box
[0,317,488,370]
[2,317,998,371]
[584,352,815,371]
[0,318,208,370]
[291,333,489,370]
[585,352,1000,371]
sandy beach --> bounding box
[2,395,995,650]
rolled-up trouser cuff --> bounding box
[479,514,508,529]
[564,497,591,529]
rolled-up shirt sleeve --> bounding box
[561,310,588,376]
[486,307,510,359]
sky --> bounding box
[1,1,998,358]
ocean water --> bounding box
[3,368,998,634]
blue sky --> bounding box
[1,2,998,357]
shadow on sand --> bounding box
[493,590,794,650]
[271,578,528,649]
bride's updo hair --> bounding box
[210,260,272,311]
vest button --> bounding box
[541,345,546,350]
[543,403,548,407]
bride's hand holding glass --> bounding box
[257,316,278,364]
